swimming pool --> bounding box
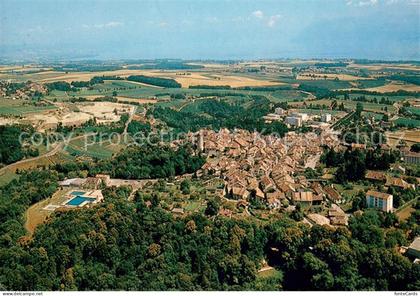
[70,191,86,196]
[66,196,96,206]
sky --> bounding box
[0,0,419,60]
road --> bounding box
[0,142,64,176]
[123,105,137,136]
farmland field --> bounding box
[0,99,57,115]
[65,137,125,159]
[394,117,420,128]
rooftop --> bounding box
[366,190,392,200]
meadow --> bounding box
[0,99,56,115]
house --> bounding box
[406,237,420,259]
[390,163,406,175]
[171,208,184,215]
[254,187,265,200]
[263,113,282,122]
[292,191,322,205]
[96,174,111,186]
[277,181,296,198]
[58,178,85,187]
[321,113,332,123]
[236,200,249,209]
[275,107,285,115]
[328,204,348,226]
[219,208,232,218]
[307,213,330,226]
[403,152,420,165]
[385,176,415,190]
[365,170,387,182]
[351,143,366,150]
[82,177,102,190]
[290,112,309,121]
[311,182,325,196]
[285,116,302,127]
[366,190,393,212]
[260,175,275,192]
[231,186,250,200]
[292,191,313,203]
[265,191,285,209]
[324,186,343,203]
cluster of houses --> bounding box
[58,174,147,191]
[365,170,416,190]
[363,168,418,213]
[0,81,48,100]
[179,128,350,225]
[263,107,333,128]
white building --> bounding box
[321,113,332,123]
[285,116,302,127]
[274,107,285,115]
[366,190,393,213]
[263,113,281,122]
[291,112,309,122]
[404,152,420,165]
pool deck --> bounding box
[61,189,104,207]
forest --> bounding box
[0,125,39,165]
[127,75,181,88]
[150,98,288,136]
[54,144,205,180]
[321,146,400,182]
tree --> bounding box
[290,203,304,221]
[355,102,364,118]
[411,143,420,153]
[351,191,367,212]
[180,179,191,195]
[205,199,220,216]
[335,149,366,182]
[302,252,334,290]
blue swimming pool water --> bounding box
[66,196,96,206]
[71,191,86,196]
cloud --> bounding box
[267,14,281,27]
[346,0,378,6]
[82,21,124,29]
[251,10,281,27]
[158,21,168,27]
[252,10,264,18]
[346,0,382,7]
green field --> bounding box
[279,78,353,90]
[354,79,388,89]
[0,99,56,115]
[407,106,420,116]
[394,117,420,128]
[362,111,386,120]
[294,108,346,116]
[65,138,123,159]
[337,93,416,102]
[292,98,396,113]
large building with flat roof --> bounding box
[366,190,393,212]
[404,152,420,165]
[285,116,302,127]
